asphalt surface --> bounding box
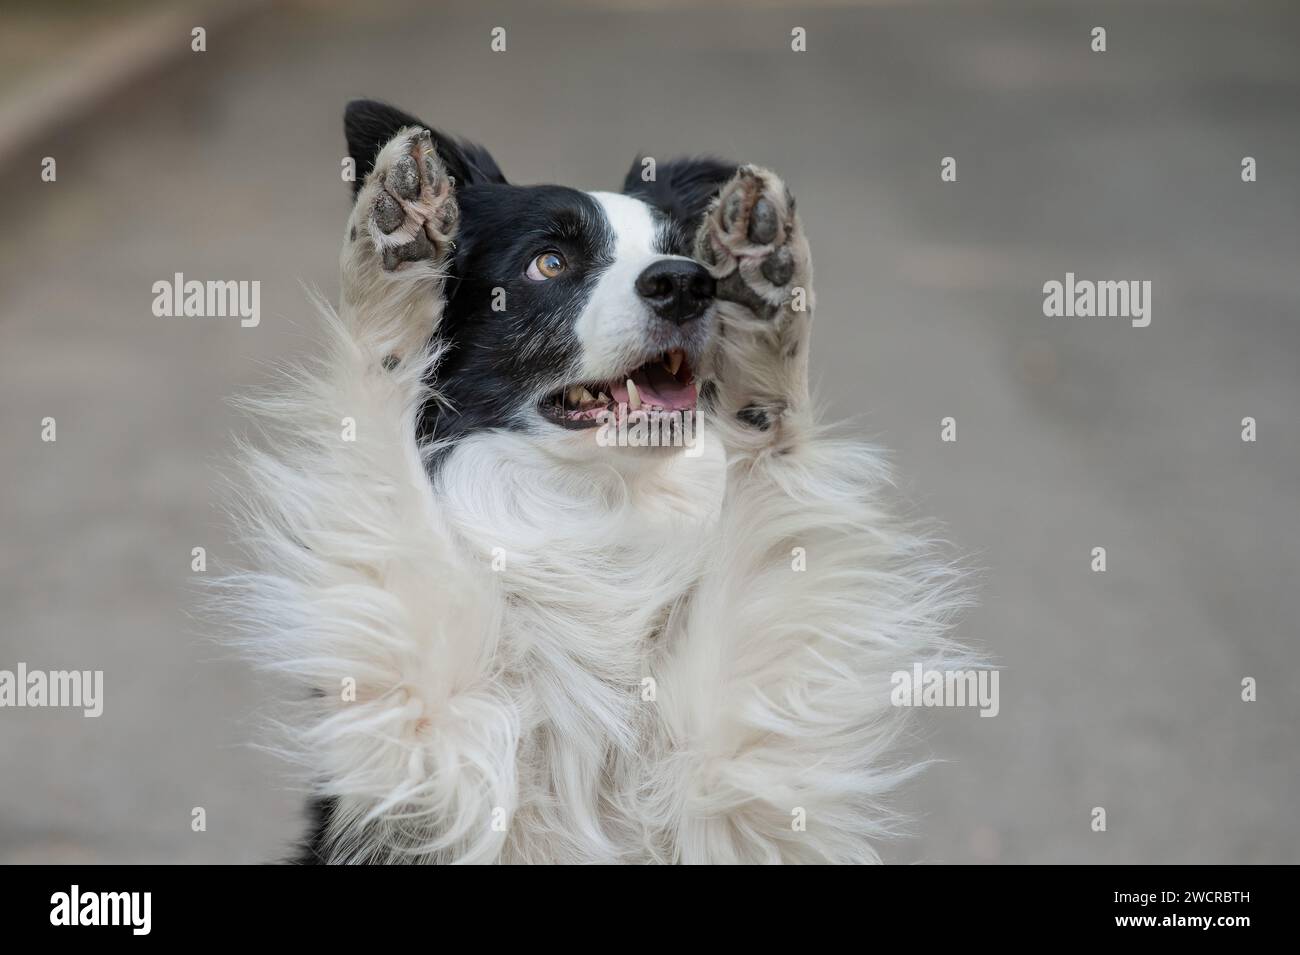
[1,0,1297,863]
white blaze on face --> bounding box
[573,192,687,382]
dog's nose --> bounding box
[635,259,715,325]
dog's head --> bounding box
[345,100,737,446]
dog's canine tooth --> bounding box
[566,386,585,406]
[626,378,641,411]
[578,387,596,405]
[666,350,683,376]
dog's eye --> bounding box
[526,251,567,281]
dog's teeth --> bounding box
[578,387,596,405]
[597,391,610,403]
[566,386,585,405]
[666,350,683,376]
[626,378,641,411]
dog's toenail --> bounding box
[388,155,421,198]
[374,192,404,233]
[761,246,794,286]
[749,198,778,244]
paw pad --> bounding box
[748,198,779,245]
[387,155,422,200]
[698,165,806,316]
[760,246,794,286]
[382,232,434,270]
[359,128,458,272]
[373,192,404,234]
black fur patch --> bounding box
[418,185,616,442]
[623,156,737,256]
[291,796,335,864]
[344,99,506,197]
[737,404,773,431]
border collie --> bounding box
[226,100,970,864]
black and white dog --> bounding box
[231,100,969,864]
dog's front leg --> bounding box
[253,128,519,864]
[695,165,814,458]
[648,167,961,863]
[339,126,459,360]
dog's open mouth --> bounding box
[540,348,697,429]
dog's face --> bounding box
[345,101,737,445]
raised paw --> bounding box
[693,165,814,445]
[352,127,458,271]
[694,165,808,320]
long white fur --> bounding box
[223,139,973,864]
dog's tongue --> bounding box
[611,362,696,410]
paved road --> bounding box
[2,0,1297,863]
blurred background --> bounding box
[1,0,1297,863]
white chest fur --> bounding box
[432,430,728,860]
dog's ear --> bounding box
[344,99,507,196]
[622,155,738,227]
